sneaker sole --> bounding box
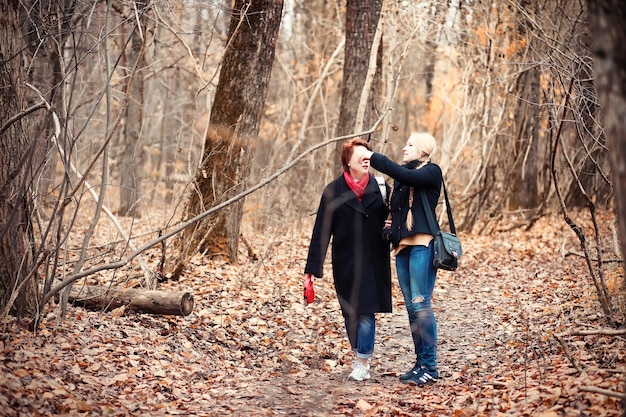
[406,378,437,386]
[348,374,371,381]
[405,372,438,386]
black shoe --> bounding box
[398,363,421,381]
[405,367,439,386]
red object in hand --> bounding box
[304,275,315,304]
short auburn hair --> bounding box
[340,138,371,172]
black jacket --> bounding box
[304,173,392,316]
[369,153,442,248]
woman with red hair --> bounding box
[304,138,392,382]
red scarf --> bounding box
[344,171,369,202]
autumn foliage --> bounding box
[0,213,623,416]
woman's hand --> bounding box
[360,149,374,161]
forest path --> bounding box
[0,213,623,416]
[231,244,525,417]
[192,213,622,416]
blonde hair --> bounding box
[407,188,415,230]
[408,132,436,162]
[405,132,437,229]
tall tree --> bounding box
[0,1,69,317]
[0,1,37,317]
[334,0,383,170]
[585,0,626,292]
[422,0,446,111]
[118,1,150,217]
[509,0,542,212]
[170,0,284,274]
[587,0,626,404]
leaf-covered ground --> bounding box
[0,213,624,416]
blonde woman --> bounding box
[361,132,443,386]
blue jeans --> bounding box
[395,242,438,369]
[344,314,376,359]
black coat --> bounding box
[370,154,442,248]
[304,173,392,316]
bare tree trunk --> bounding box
[499,0,543,214]
[423,1,446,112]
[170,0,284,275]
[334,0,383,171]
[118,2,149,217]
[509,66,541,211]
[161,69,185,204]
[565,61,610,208]
[0,1,58,317]
[585,0,626,300]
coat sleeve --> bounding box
[304,185,334,278]
[370,153,441,188]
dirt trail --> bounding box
[188,224,622,416]
[237,265,522,416]
[1,215,623,416]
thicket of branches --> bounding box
[0,1,623,326]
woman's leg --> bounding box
[343,313,376,358]
[345,314,375,381]
[406,243,438,370]
[395,250,422,361]
[355,314,376,359]
[344,315,358,353]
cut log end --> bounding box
[180,292,194,316]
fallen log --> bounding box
[68,285,194,316]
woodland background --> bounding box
[0,0,625,415]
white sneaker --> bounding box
[348,361,371,381]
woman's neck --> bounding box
[349,169,366,182]
[413,159,429,169]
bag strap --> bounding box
[375,176,386,201]
[442,179,457,234]
[419,176,457,235]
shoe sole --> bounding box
[405,373,438,386]
[405,378,437,386]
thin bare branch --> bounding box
[41,108,392,306]
[0,102,46,137]
[579,386,626,400]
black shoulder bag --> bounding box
[420,180,463,271]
